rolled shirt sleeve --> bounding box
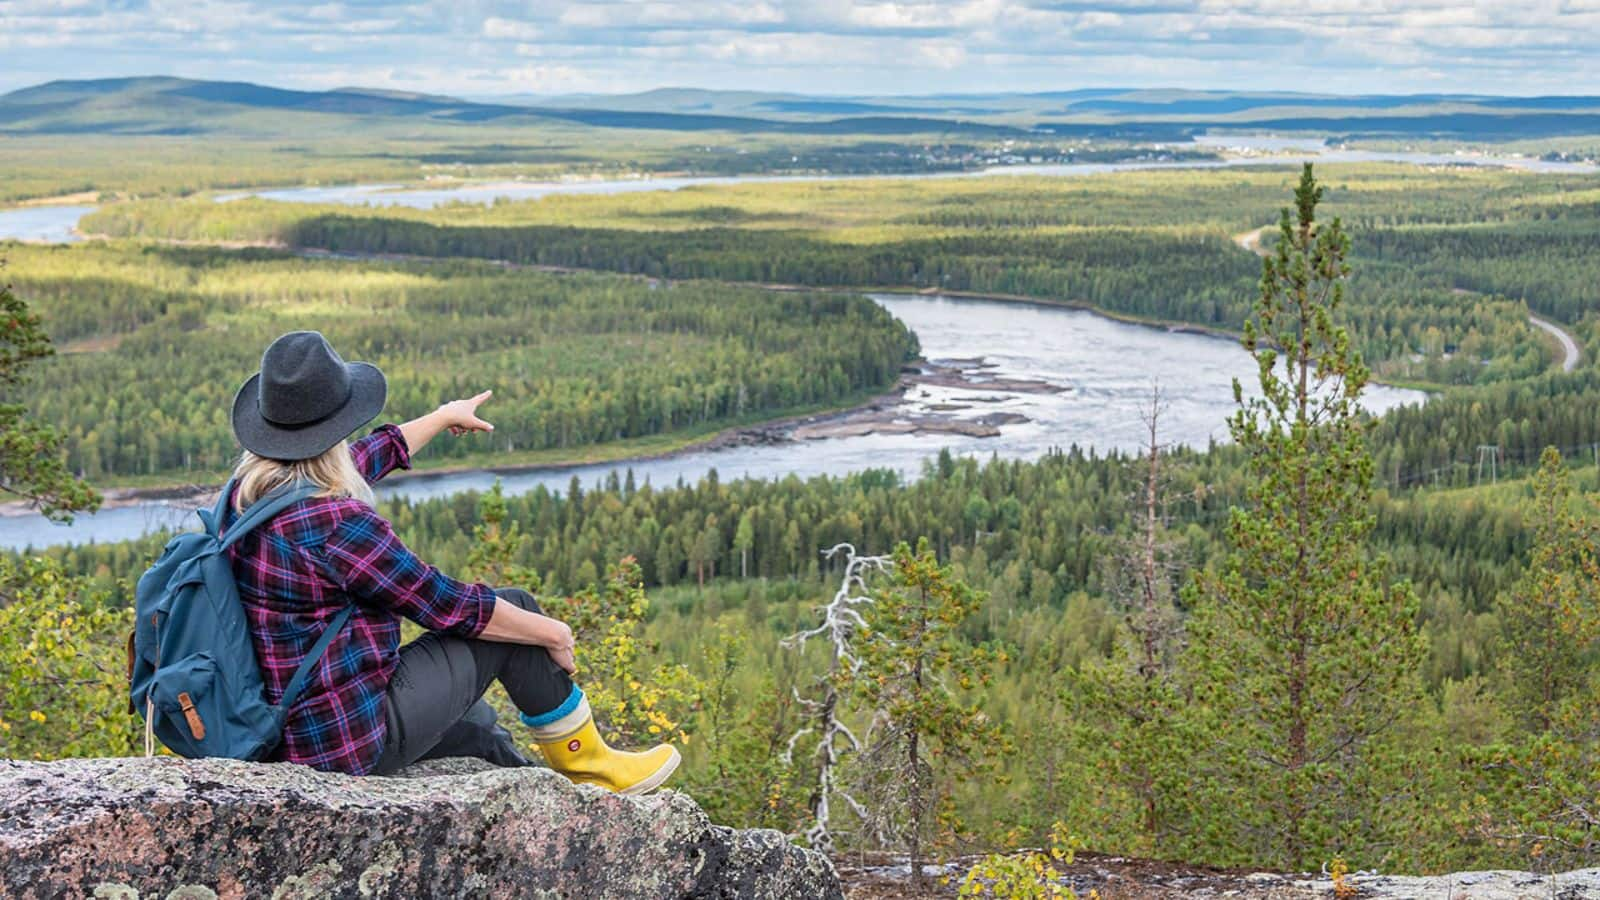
[323,506,497,637]
[349,424,412,485]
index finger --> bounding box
[468,389,493,408]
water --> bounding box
[214,140,1597,209]
[6,136,1594,241]
[0,205,95,244]
[0,292,1425,550]
[0,135,1483,548]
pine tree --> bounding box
[1183,165,1423,868]
[1494,447,1600,731]
[0,273,98,520]
[853,539,1006,884]
[1471,449,1600,866]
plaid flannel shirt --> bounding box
[224,424,497,774]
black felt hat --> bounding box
[231,331,387,460]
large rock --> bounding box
[0,756,841,899]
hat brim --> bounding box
[231,362,388,461]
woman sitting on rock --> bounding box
[221,330,679,792]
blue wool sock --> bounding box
[521,686,589,740]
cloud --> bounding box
[483,16,541,40]
[1,0,1598,96]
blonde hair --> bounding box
[232,440,376,512]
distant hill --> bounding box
[500,86,1600,139]
[0,77,1034,138]
[0,77,534,135]
[6,77,1600,141]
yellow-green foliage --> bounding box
[542,557,699,747]
[0,557,138,759]
[0,128,1031,205]
[463,482,699,751]
[958,823,1082,899]
[675,624,811,831]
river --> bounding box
[0,292,1426,551]
[7,135,1534,549]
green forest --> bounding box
[27,415,1600,871]
[9,160,1600,883]
[83,163,1595,388]
[1,241,915,484]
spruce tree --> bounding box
[1183,165,1423,868]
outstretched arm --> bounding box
[399,390,495,455]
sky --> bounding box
[3,1,1600,98]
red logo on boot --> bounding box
[568,738,582,752]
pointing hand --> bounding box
[439,390,494,436]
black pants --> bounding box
[372,587,575,775]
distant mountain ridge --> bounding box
[5,76,1600,140]
[508,85,1600,117]
[0,76,1034,138]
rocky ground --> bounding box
[0,756,839,899]
[745,357,1054,444]
[836,850,1600,899]
[14,754,1591,898]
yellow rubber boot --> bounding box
[523,688,680,796]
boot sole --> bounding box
[620,746,681,796]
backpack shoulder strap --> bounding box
[195,477,238,539]
[219,480,324,551]
[278,604,356,713]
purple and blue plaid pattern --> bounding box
[224,424,497,774]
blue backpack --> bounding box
[130,478,353,760]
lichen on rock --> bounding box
[0,756,841,899]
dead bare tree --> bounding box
[1077,385,1193,842]
[1101,386,1189,679]
[781,543,889,852]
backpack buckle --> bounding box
[177,692,206,741]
